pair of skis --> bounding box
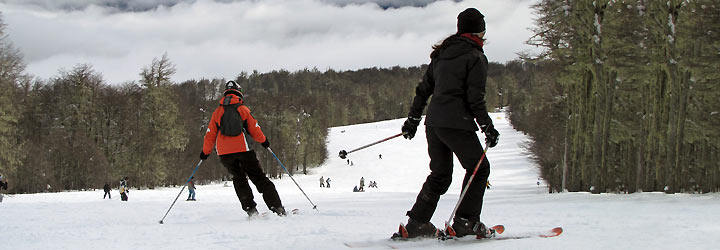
[344,224,563,248]
[256,208,300,217]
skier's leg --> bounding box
[436,127,489,221]
[220,153,257,210]
[406,126,454,223]
[241,151,283,210]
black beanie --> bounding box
[457,8,485,34]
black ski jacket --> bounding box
[408,36,492,131]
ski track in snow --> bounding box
[2,112,720,250]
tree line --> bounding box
[1,11,434,192]
[506,0,720,193]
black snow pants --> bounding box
[407,126,490,223]
[220,150,283,211]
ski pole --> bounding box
[338,133,403,159]
[443,143,490,234]
[267,147,319,211]
[159,159,203,224]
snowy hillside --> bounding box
[2,113,719,250]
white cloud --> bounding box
[2,0,540,84]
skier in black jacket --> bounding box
[103,183,111,199]
[393,8,500,239]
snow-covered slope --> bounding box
[2,113,719,250]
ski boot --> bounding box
[244,207,259,217]
[391,219,437,240]
[270,206,287,217]
[450,217,491,238]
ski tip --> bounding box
[491,225,505,234]
[539,227,563,238]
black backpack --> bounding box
[219,99,245,136]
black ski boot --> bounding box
[244,207,259,217]
[391,219,437,240]
[451,217,489,238]
[270,206,287,216]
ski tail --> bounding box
[492,225,505,234]
[476,225,505,239]
[399,223,409,239]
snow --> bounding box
[2,112,720,250]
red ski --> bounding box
[344,225,562,248]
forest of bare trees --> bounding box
[510,0,720,193]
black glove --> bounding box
[401,116,422,140]
[261,139,270,149]
[200,151,210,160]
[480,123,499,148]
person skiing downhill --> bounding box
[392,8,500,240]
[187,176,196,201]
[200,80,287,217]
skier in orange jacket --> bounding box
[201,80,286,217]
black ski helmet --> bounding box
[224,80,243,97]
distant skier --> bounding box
[353,186,359,192]
[0,174,7,191]
[0,174,5,202]
[200,81,287,217]
[379,154,382,159]
[326,177,331,188]
[103,183,111,199]
[359,177,365,192]
[393,8,499,240]
[119,177,129,201]
[319,176,325,188]
[187,177,196,201]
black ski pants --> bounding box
[220,150,283,211]
[407,126,490,223]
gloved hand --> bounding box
[480,123,499,148]
[200,151,210,160]
[261,139,270,149]
[401,116,422,140]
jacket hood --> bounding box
[219,94,243,105]
[435,36,483,60]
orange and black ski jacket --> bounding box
[202,94,267,156]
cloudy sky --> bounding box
[1,0,540,84]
